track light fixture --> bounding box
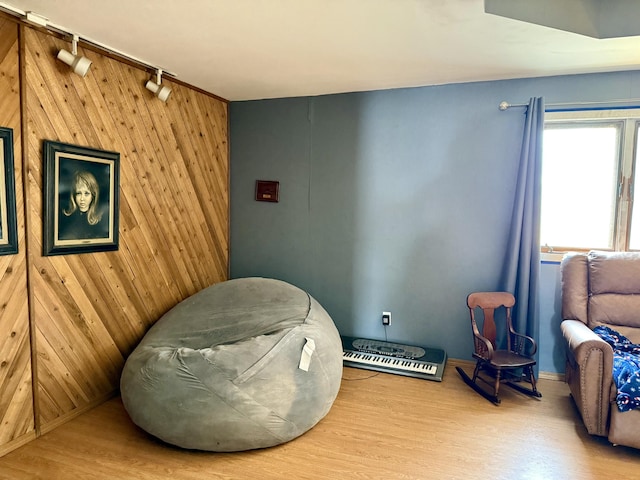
[145,69,171,102]
[56,34,91,77]
[1,7,179,88]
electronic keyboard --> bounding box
[341,336,447,382]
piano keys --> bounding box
[341,336,447,382]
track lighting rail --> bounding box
[0,2,176,80]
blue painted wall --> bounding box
[230,70,640,374]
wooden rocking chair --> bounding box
[456,292,542,405]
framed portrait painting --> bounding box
[0,127,18,255]
[43,140,120,256]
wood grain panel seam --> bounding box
[18,22,40,438]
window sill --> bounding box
[540,252,565,263]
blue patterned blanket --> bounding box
[594,325,640,412]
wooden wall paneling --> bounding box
[0,256,30,385]
[164,118,226,282]
[0,267,31,428]
[21,35,140,423]
[142,76,229,272]
[0,18,35,455]
[39,256,122,383]
[65,254,145,356]
[170,87,229,274]
[114,67,205,298]
[127,75,218,291]
[105,61,218,298]
[100,64,194,306]
[30,33,99,147]
[23,25,229,433]
[31,263,111,396]
[180,90,229,208]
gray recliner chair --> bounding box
[561,250,640,449]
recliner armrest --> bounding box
[562,320,612,361]
[561,319,614,436]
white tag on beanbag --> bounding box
[298,337,316,371]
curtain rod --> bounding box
[499,99,640,111]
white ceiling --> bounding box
[2,0,640,101]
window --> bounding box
[541,109,640,256]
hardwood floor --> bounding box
[0,362,638,480]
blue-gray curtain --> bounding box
[500,97,545,360]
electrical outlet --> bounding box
[382,311,391,326]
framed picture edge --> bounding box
[0,127,18,256]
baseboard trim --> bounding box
[39,390,118,436]
[539,371,565,382]
[0,430,37,458]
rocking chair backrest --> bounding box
[467,292,515,350]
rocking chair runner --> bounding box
[456,292,542,405]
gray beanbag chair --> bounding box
[120,277,343,451]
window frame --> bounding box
[540,108,640,262]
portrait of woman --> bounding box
[43,140,119,256]
[58,170,109,240]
